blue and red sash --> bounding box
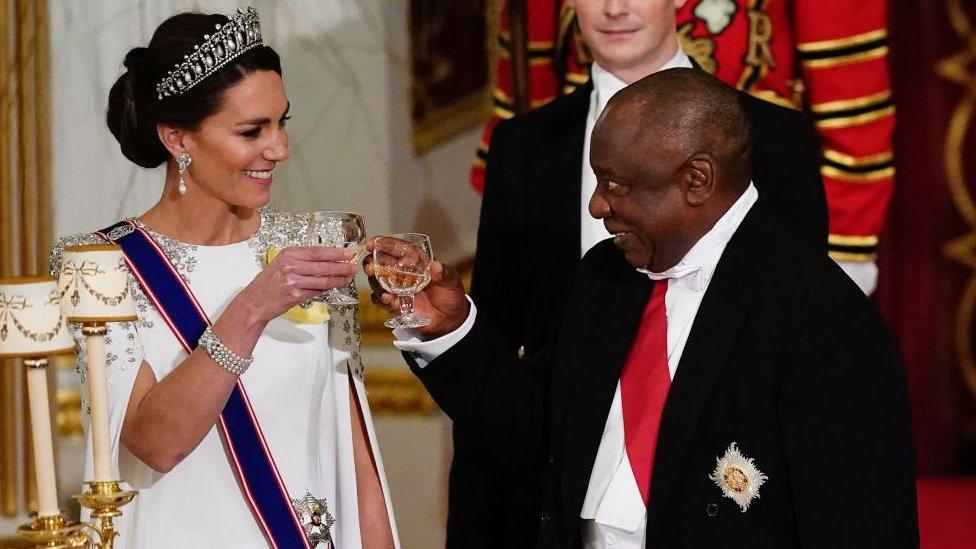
[98,220,313,549]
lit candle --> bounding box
[24,359,61,517]
[84,327,112,481]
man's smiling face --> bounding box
[588,99,693,272]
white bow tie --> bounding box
[639,263,706,291]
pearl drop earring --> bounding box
[177,152,192,195]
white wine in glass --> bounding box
[372,233,433,329]
[374,265,432,297]
[308,211,366,306]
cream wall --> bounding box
[47,1,481,547]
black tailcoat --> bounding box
[414,201,917,548]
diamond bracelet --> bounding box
[198,326,253,376]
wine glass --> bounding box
[372,233,434,329]
[308,211,366,306]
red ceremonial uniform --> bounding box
[675,0,894,262]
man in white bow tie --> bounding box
[372,68,917,548]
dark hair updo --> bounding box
[107,12,282,168]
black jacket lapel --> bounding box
[645,200,778,540]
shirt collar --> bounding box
[591,49,693,117]
[641,182,759,291]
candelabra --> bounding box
[0,244,144,547]
[16,482,136,549]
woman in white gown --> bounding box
[50,8,397,548]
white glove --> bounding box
[835,259,878,296]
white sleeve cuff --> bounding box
[392,296,477,368]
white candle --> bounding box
[25,362,60,517]
[86,332,112,481]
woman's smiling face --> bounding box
[175,69,291,209]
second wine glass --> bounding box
[372,233,433,329]
[308,211,366,306]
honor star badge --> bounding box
[290,491,336,546]
[708,442,768,512]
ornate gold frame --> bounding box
[938,0,976,401]
[363,369,438,416]
[409,1,498,154]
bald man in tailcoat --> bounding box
[374,68,917,548]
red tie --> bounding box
[620,280,671,504]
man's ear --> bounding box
[685,155,715,207]
[156,123,192,161]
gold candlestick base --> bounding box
[17,513,88,548]
[73,480,137,549]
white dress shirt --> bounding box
[396,184,758,548]
[580,52,693,256]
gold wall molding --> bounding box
[938,0,976,402]
[0,0,53,518]
[55,387,83,439]
[364,368,437,416]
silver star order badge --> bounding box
[290,491,335,546]
[708,442,768,512]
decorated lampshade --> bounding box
[58,244,137,323]
[0,276,74,358]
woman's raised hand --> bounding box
[242,246,358,322]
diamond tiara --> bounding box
[155,7,264,100]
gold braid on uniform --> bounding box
[796,28,888,69]
[810,90,895,130]
[827,234,879,261]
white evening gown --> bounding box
[52,209,399,548]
